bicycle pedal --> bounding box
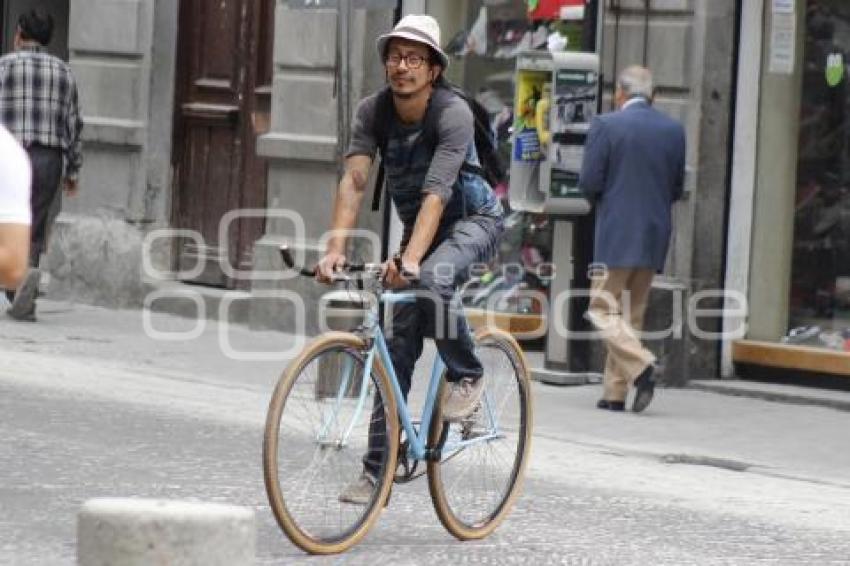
[463,427,488,440]
[459,405,481,428]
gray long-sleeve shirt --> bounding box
[347,89,502,246]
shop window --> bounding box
[788,0,850,352]
[431,0,586,323]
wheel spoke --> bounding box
[428,333,530,537]
[263,339,396,553]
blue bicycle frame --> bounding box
[318,290,503,462]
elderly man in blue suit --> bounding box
[578,65,686,413]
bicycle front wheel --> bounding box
[263,332,399,554]
[427,327,533,540]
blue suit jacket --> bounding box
[578,100,686,272]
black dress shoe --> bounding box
[7,268,39,320]
[632,365,656,413]
[596,399,625,411]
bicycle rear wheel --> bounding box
[263,332,398,554]
[427,327,532,540]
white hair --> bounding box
[617,66,654,99]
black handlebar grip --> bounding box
[279,245,315,277]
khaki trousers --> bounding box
[587,268,656,402]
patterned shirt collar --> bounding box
[18,44,47,54]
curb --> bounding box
[687,381,850,413]
[77,498,256,565]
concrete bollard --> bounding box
[77,498,256,566]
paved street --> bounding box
[2,301,850,565]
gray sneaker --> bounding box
[338,472,377,505]
[441,377,485,422]
[7,268,40,322]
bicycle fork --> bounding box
[315,345,376,449]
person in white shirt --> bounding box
[0,125,32,303]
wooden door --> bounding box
[172,0,273,288]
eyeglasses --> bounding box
[385,53,429,69]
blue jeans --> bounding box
[365,214,503,474]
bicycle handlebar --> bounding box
[279,245,420,286]
[279,245,377,279]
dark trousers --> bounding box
[28,145,64,266]
[364,215,503,474]
[4,146,62,303]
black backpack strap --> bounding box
[371,86,394,211]
[371,162,386,212]
[460,161,486,177]
[373,86,394,157]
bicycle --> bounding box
[263,246,533,555]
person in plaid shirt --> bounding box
[0,9,83,321]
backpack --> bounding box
[370,83,506,211]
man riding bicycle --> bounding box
[316,14,504,504]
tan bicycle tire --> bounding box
[427,327,533,540]
[263,331,399,555]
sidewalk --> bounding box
[522,349,850,489]
[689,378,850,412]
[3,300,849,494]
